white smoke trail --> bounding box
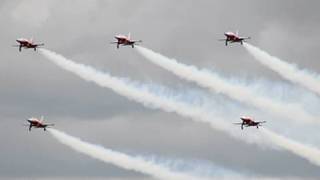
[260,128,320,167]
[48,128,199,180]
[38,48,232,134]
[135,46,316,124]
[243,43,320,96]
[39,49,320,167]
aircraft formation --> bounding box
[16,31,266,131]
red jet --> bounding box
[26,116,54,131]
[111,33,142,48]
[219,31,250,46]
[13,38,44,52]
[234,116,266,130]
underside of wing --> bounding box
[240,37,251,40]
[132,40,142,43]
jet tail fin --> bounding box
[128,32,131,40]
[40,116,44,122]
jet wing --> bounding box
[45,123,55,126]
[257,121,266,124]
[131,40,142,43]
[35,43,45,46]
[240,37,251,40]
[233,122,243,125]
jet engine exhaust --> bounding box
[244,43,320,96]
[134,46,316,124]
[40,49,320,167]
[48,128,199,180]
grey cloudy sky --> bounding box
[1,0,320,179]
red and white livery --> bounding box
[111,33,142,49]
[219,31,250,46]
[26,116,54,131]
[234,116,266,130]
[14,38,44,52]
